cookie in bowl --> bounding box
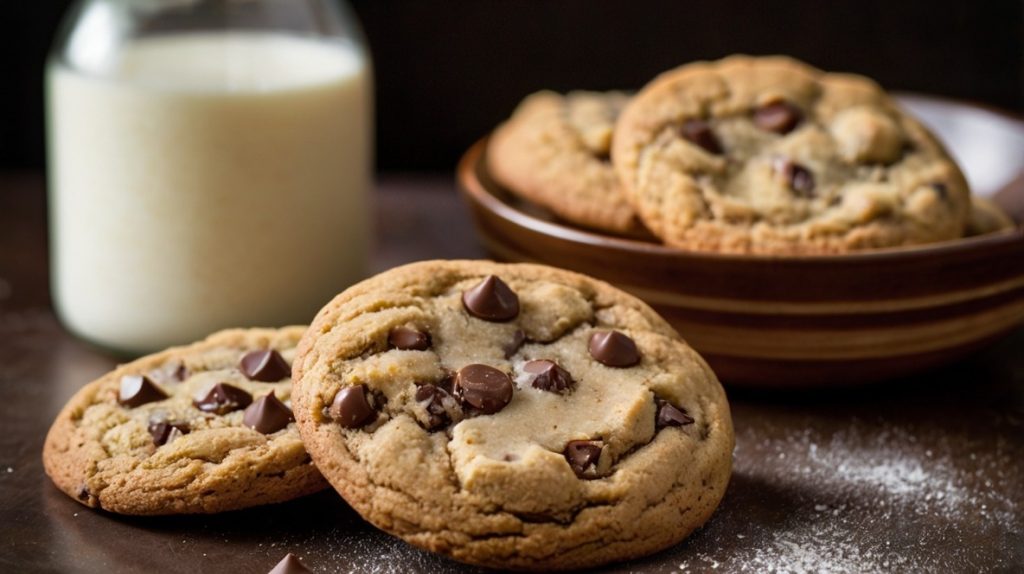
[966,195,1016,236]
[43,326,326,514]
[612,55,971,254]
[291,260,734,570]
[487,90,642,234]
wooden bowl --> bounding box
[457,94,1024,387]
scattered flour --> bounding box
[670,417,1022,574]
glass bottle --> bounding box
[47,0,373,355]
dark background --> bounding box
[2,0,1023,173]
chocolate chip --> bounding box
[243,393,294,434]
[932,183,949,200]
[790,167,815,196]
[330,384,378,428]
[193,383,253,415]
[564,440,602,479]
[415,384,439,402]
[588,331,641,368]
[388,326,431,351]
[415,383,460,430]
[118,375,167,408]
[239,350,290,382]
[268,553,312,574]
[148,420,190,446]
[656,399,695,428]
[774,158,816,198]
[523,360,574,393]
[173,363,189,381]
[681,119,723,155]
[754,101,803,134]
[77,486,91,501]
[454,364,514,414]
[462,275,519,321]
[503,329,526,359]
[436,372,455,394]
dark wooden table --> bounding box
[1,173,1022,573]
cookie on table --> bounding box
[292,260,733,570]
[966,196,1015,236]
[43,327,326,515]
[487,90,642,234]
[612,55,971,254]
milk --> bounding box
[48,33,372,354]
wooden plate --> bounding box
[456,94,1024,386]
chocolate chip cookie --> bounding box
[966,196,1015,236]
[612,55,971,254]
[43,327,326,514]
[487,91,642,234]
[292,260,733,570]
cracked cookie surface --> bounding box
[487,91,642,234]
[43,327,326,515]
[292,260,733,570]
[612,55,971,254]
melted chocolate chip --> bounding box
[656,399,695,428]
[932,183,949,200]
[415,383,460,430]
[330,385,377,428]
[503,329,526,359]
[681,119,723,155]
[523,360,575,393]
[243,393,294,434]
[268,553,312,574]
[388,327,431,351]
[118,375,167,408]
[239,350,290,382]
[148,420,190,446]
[77,486,91,502]
[588,331,641,368]
[462,275,520,322]
[774,158,816,198]
[754,101,803,134]
[193,383,253,415]
[564,440,602,479]
[454,364,514,414]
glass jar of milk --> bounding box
[47,0,372,355]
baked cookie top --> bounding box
[43,327,325,515]
[612,55,971,254]
[487,91,642,234]
[292,260,733,570]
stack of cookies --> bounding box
[43,260,734,571]
[488,55,1014,255]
